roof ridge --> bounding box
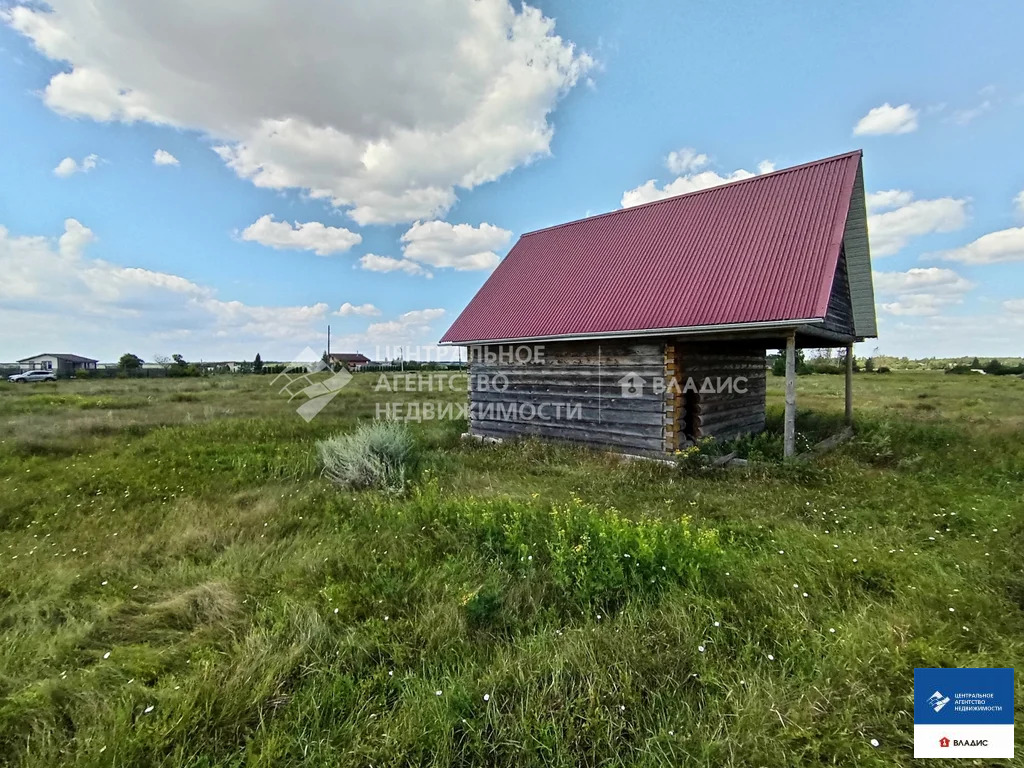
[520,149,863,239]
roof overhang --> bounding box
[440,317,822,346]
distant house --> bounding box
[441,150,877,458]
[197,361,244,373]
[326,353,371,370]
[18,353,98,375]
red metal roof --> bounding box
[441,151,863,344]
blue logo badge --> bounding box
[913,668,1014,758]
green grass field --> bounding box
[1,371,1021,766]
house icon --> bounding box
[939,737,950,748]
[617,372,646,398]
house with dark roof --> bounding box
[440,150,877,458]
[18,353,98,375]
[325,352,371,370]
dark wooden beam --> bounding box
[784,331,797,458]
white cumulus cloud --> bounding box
[366,308,446,343]
[867,190,968,256]
[665,147,708,175]
[621,155,774,208]
[53,153,98,177]
[153,149,179,166]
[240,214,361,256]
[866,189,914,211]
[1015,190,1024,218]
[853,102,919,135]
[335,302,380,317]
[872,267,973,296]
[873,266,974,316]
[400,220,511,271]
[359,253,432,278]
[932,227,1024,265]
[5,1,592,225]
[58,218,96,258]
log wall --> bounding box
[468,341,669,456]
[679,344,767,443]
[467,339,768,455]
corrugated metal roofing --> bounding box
[441,150,865,344]
[17,353,98,363]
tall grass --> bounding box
[317,420,417,491]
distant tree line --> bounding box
[769,349,890,376]
[946,358,1024,376]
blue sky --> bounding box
[1,0,1022,362]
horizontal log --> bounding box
[474,376,764,397]
[471,379,668,395]
[470,353,666,368]
[472,404,665,428]
[470,413,663,441]
[469,365,666,380]
[470,393,666,419]
[685,349,766,359]
[471,421,666,454]
[684,354,767,364]
[469,342,662,360]
[692,392,767,415]
[700,415,765,438]
[470,380,666,398]
[696,405,767,426]
[683,366,767,378]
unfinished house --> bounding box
[440,150,877,457]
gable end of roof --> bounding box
[841,160,877,337]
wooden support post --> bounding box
[784,332,796,458]
[845,343,854,426]
[663,343,680,454]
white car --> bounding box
[8,370,58,383]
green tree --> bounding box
[984,359,1003,373]
[970,357,981,369]
[865,357,875,372]
[118,353,143,372]
[253,353,263,374]
[770,348,809,376]
[168,354,199,378]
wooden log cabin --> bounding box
[440,151,877,458]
